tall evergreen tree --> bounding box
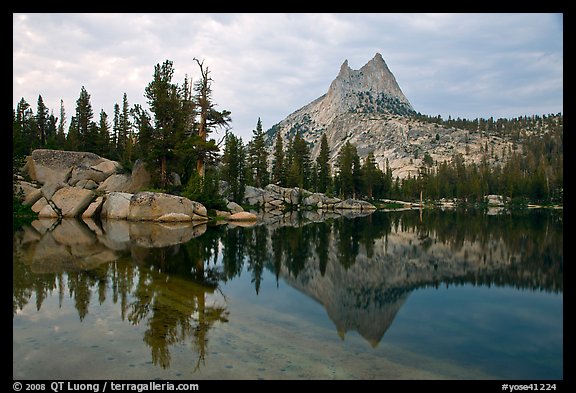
[86,121,100,155]
[335,141,361,198]
[36,95,49,146]
[271,131,285,186]
[131,104,153,162]
[66,115,79,151]
[286,131,312,189]
[44,111,58,149]
[111,103,120,159]
[221,132,246,203]
[144,60,183,189]
[180,74,196,136]
[97,110,110,157]
[117,93,131,162]
[56,99,67,149]
[382,158,393,199]
[316,133,331,193]
[13,98,36,156]
[361,152,381,199]
[248,117,269,188]
[74,86,94,151]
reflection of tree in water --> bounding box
[333,217,360,270]
[12,260,59,317]
[313,221,330,276]
[221,226,246,280]
[127,264,227,370]
[109,259,137,321]
[332,213,393,270]
[214,208,563,294]
[125,228,229,370]
[67,271,94,321]
[244,225,268,294]
[395,208,563,292]
[220,224,270,293]
[283,225,312,278]
[13,223,229,372]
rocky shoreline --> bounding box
[14,149,376,224]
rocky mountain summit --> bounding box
[265,53,520,179]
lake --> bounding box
[13,208,563,380]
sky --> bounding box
[13,13,563,142]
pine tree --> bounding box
[74,86,94,151]
[193,58,231,183]
[382,158,393,198]
[361,152,381,199]
[56,99,67,149]
[316,134,331,193]
[335,141,360,198]
[180,74,196,136]
[111,103,120,159]
[145,60,183,189]
[117,93,131,162]
[286,131,311,189]
[97,110,110,157]
[131,104,153,162]
[248,118,269,188]
[86,121,100,155]
[44,111,58,149]
[221,132,246,203]
[36,95,49,146]
[66,115,79,151]
[13,98,35,156]
[271,131,285,186]
[393,176,401,199]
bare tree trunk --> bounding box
[420,190,423,208]
[196,117,207,185]
[196,157,205,183]
[194,58,210,188]
[419,189,423,223]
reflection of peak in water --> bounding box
[328,291,408,348]
[273,219,560,347]
[279,252,410,347]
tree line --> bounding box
[220,121,563,206]
[409,112,563,204]
[13,58,563,208]
[13,59,230,192]
[414,112,563,141]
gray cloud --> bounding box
[13,13,563,142]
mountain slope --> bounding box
[265,53,520,179]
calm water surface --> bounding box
[13,208,563,380]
